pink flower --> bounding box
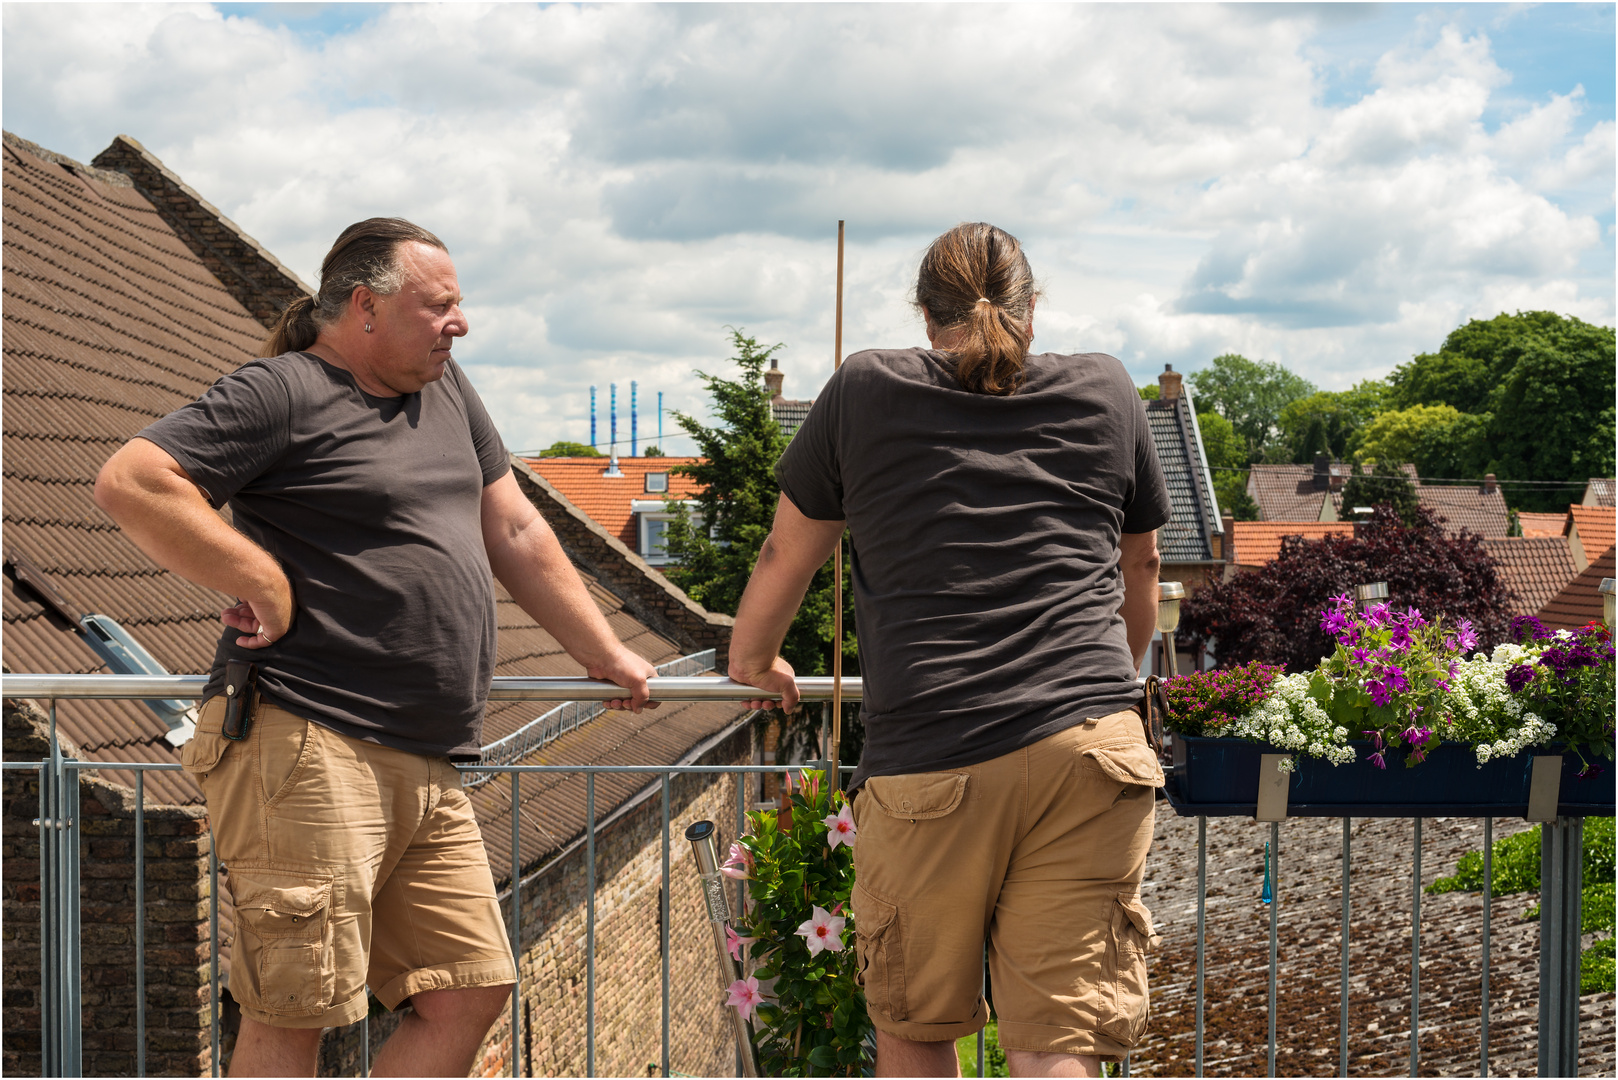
[726,975,765,1022]
[720,841,753,880]
[794,904,847,958]
[726,924,757,961]
[823,804,857,850]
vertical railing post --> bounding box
[1411,817,1421,1077]
[510,773,522,1079]
[1481,816,1491,1077]
[1339,817,1350,1078]
[69,757,82,1075]
[586,774,596,1078]
[38,722,59,1077]
[135,770,147,1078]
[1194,815,1205,1078]
[1537,816,1583,1076]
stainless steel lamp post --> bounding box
[1157,581,1185,677]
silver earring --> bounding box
[364,323,373,333]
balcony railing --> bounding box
[0,673,1593,1078]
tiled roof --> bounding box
[772,398,813,440]
[2,133,747,824]
[522,457,705,550]
[1228,522,1354,567]
[1247,464,1333,523]
[1585,478,1615,507]
[1538,545,1615,633]
[1517,511,1570,539]
[1145,394,1221,563]
[1415,484,1511,537]
[1569,504,1617,564]
[1479,537,1579,617]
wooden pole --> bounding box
[830,220,846,792]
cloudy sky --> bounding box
[4,2,1613,454]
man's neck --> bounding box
[306,338,404,399]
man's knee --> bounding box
[408,983,513,1027]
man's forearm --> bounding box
[1120,567,1158,669]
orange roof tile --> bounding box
[1479,537,1579,617]
[1539,545,1615,633]
[1229,521,1354,567]
[1569,504,1616,562]
[1517,511,1571,539]
[522,457,705,549]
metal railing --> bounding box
[1,673,1592,1078]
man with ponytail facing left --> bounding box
[95,218,657,1076]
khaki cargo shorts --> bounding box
[181,698,517,1029]
[850,708,1163,1061]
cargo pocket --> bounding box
[1097,894,1158,1045]
[179,731,229,779]
[230,866,336,1018]
[852,883,907,1022]
[863,771,968,820]
[1081,741,1166,790]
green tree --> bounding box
[1188,353,1316,461]
[1275,381,1392,463]
[1339,460,1420,526]
[1195,409,1259,521]
[641,444,663,457]
[538,440,602,458]
[661,330,860,755]
[1356,404,1467,469]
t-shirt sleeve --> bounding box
[135,361,292,508]
[773,368,845,521]
[451,363,510,486]
[1122,389,1173,534]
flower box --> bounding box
[1165,734,1615,818]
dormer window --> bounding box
[645,472,669,494]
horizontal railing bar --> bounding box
[1,673,863,701]
[56,760,855,775]
[1,762,45,770]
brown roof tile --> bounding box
[1584,479,1615,507]
[1569,505,1616,564]
[1246,464,1332,523]
[1517,511,1570,539]
[1538,546,1616,633]
[1479,537,1579,616]
[1415,485,1510,537]
[1228,521,1355,567]
[4,133,748,833]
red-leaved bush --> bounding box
[1181,505,1514,672]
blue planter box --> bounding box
[1165,735,1615,818]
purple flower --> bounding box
[1455,619,1478,653]
[1510,614,1550,643]
[1388,624,1413,651]
[1362,730,1384,751]
[1402,726,1432,749]
[1408,748,1428,766]
[1365,602,1392,627]
[1320,608,1352,636]
[1367,679,1393,706]
[1367,751,1387,769]
[1579,764,1604,780]
[1505,664,1535,693]
[1329,592,1355,611]
[1350,647,1371,666]
[1401,607,1428,630]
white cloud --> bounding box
[2,2,1610,451]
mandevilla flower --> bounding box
[795,904,847,958]
[720,841,753,880]
[726,924,757,962]
[822,804,857,850]
[725,975,765,1022]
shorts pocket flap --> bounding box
[1084,742,1166,788]
[852,883,897,936]
[179,731,228,774]
[1117,896,1160,948]
[864,772,968,819]
[232,867,332,938]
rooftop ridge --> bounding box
[3,130,134,189]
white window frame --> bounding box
[632,499,701,565]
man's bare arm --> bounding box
[480,471,657,711]
[1119,529,1163,670]
[94,438,293,648]
[727,494,847,713]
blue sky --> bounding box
[4,2,1612,455]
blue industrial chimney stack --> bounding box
[590,385,597,450]
[631,381,638,457]
[605,383,622,476]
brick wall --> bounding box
[3,699,216,1077]
[473,723,753,1078]
[91,135,313,332]
[511,458,734,657]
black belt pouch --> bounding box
[221,660,260,741]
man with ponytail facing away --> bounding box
[729,223,1171,1076]
[95,219,657,1076]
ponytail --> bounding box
[263,294,320,355]
[913,223,1038,395]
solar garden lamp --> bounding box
[1601,577,1615,628]
[1354,580,1389,613]
[1157,581,1185,677]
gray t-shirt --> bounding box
[138,351,510,760]
[775,348,1172,791]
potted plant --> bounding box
[1164,597,1616,817]
[721,770,875,1076]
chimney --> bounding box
[1313,452,1330,491]
[1483,473,1498,494]
[1158,364,1182,400]
[765,357,785,400]
[1329,463,1348,492]
[1221,515,1235,562]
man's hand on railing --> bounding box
[586,646,662,713]
[728,655,797,713]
